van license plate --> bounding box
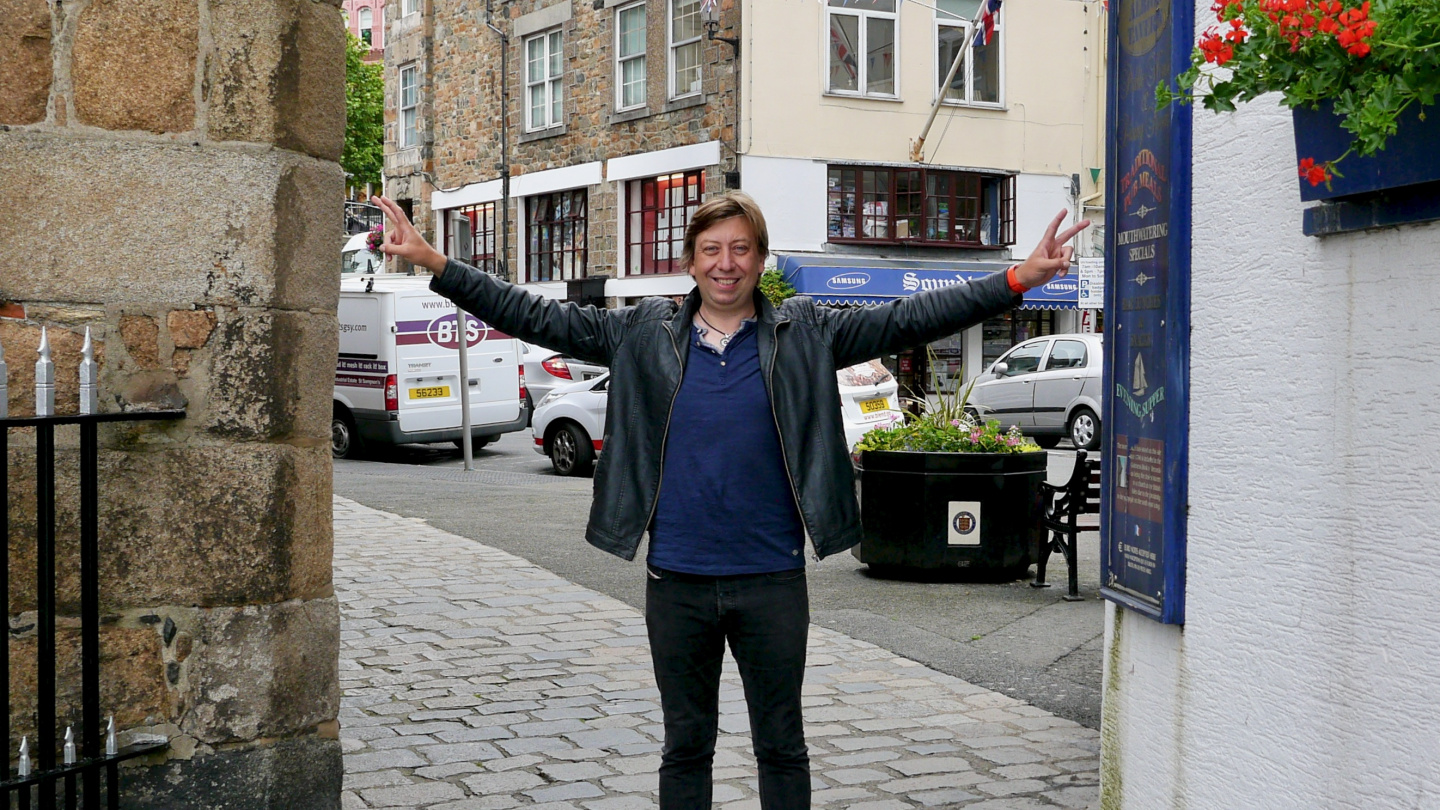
[409,386,450,400]
[859,397,889,414]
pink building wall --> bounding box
[342,0,384,62]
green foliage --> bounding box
[854,356,1043,455]
[759,270,798,307]
[344,32,384,189]
[1158,0,1440,175]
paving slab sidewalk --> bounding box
[335,495,1100,809]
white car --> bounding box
[342,231,383,275]
[965,333,1104,450]
[531,374,609,476]
[531,360,903,477]
[519,342,607,425]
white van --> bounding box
[342,232,384,275]
[333,274,528,458]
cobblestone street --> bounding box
[336,496,1100,809]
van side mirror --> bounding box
[992,361,1009,377]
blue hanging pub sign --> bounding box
[776,256,1080,310]
[1101,0,1193,624]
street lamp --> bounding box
[701,2,740,56]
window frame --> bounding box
[825,0,899,99]
[398,64,418,148]
[668,0,703,100]
[826,164,1016,247]
[403,0,420,16]
[525,189,589,283]
[445,203,501,277]
[524,29,565,132]
[624,170,705,277]
[935,4,1005,108]
[358,6,373,45]
[615,2,647,112]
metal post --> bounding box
[80,420,100,801]
[456,308,474,471]
[35,328,54,418]
[909,36,969,163]
[78,330,97,416]
[36,422,56,810]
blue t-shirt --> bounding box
[647,322,807,575]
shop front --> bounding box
[777,254,1085,396]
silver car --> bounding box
[520,342,607,425]
[965,333,1103,450]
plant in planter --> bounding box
[1156,0,1440,189]
[852,378,1047,577]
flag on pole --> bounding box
[972,0,1002,47]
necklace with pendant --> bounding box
[696,311,739,348]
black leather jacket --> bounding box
[431,259,1021,562]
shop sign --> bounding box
[1077,258,1105,309]
[1100,0,1192,625]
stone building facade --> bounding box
[386,0,738,299]
[0,0,343,806]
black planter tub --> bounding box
[853,450,1048,576]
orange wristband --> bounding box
[1006,265,1029,294]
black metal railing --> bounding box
[4,409,185,807]
[344,201,383,236]
[3,393,183,806]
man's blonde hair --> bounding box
[681,191,770,270]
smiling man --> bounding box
[371,191,1087,809]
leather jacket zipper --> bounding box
[765,322,819,562]
[643,321,687,536]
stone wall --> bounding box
[408,0,738,281]
[0,0,343,806]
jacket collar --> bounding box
[667,287,786,334]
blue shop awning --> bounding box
[775,254,1079,310]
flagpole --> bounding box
[909,31,970,162]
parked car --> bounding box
[531,374,608,476]
[520,342,607,425]
[530,360,903,477]
[342,231,383,275]
[964,333,1103,450]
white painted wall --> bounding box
[1102,6,1440,806]
[741,155,829,252]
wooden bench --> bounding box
[1032,449,1101,601]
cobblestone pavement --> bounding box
[336,496,1100,809]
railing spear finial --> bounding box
[18,736,30,777]
[106,715,117,756]
[63,725,76,765]
[36,326,54,417]
[79,327,97,415]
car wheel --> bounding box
[1033,435,1063,450]
[451,437,493,451]
[549,422,595,477]
[332,409,362,459]
[1068,407,1101,451]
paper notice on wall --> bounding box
[947,501,982,546]
[1077,258,1105,309]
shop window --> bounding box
[446,203,500,277]
[525,29,564,132]
[983,311,1055,368]
[616,3,647,110]
[526,190,588,282]
[827,165,1014,246]
[936,0,1003,106]
[670,0,703,99]
[827,0,897,97]
[625,170,704,275]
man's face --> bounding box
[689,216,764,316]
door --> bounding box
[1030,338,1091,429]
[969,339,1048,429]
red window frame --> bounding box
[525,190,588,282]
[826,165,1015,247]
[625,170,704,275]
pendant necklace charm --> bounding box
[697,312,738,348]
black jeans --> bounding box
[645,566,811,810]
